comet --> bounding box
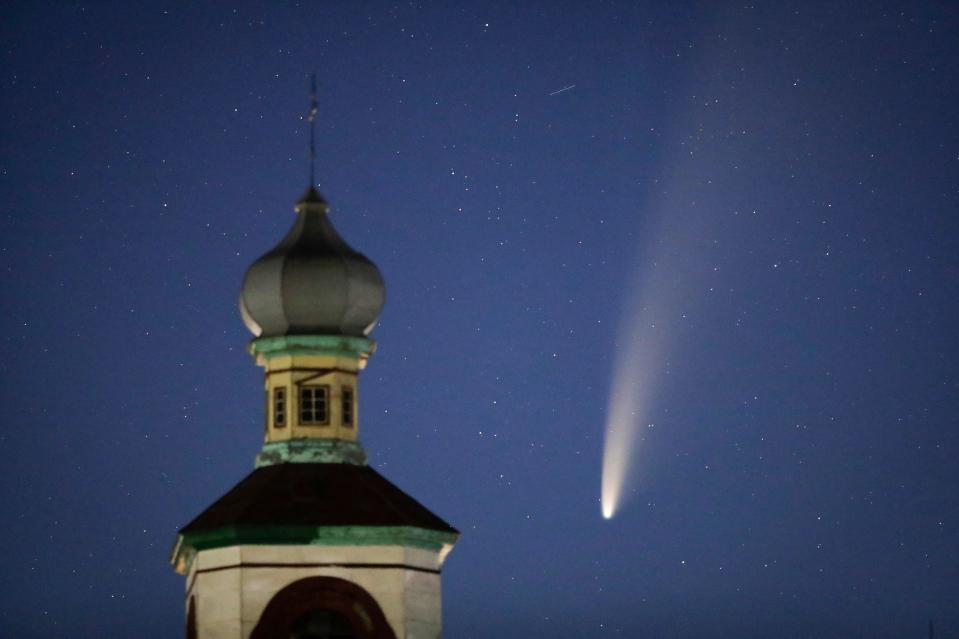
[600,221,693,520]
[599,196,722,519]
[599,6,737,520]
[600,291,667,520]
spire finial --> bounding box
[307,73,318,187]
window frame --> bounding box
[298,384,330,426]
[342,386,354,427]
[273,386,287,428]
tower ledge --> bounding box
[255,439,367,467]
[249,334,375,365]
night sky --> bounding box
[2,2,958,637]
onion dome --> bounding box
[240,187,385,338]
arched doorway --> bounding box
[250,576,396,639]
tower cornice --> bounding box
[249,334,375,365]
[255,439,367,467]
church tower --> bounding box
[171,99,458,637]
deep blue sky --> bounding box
[2,2,957,637]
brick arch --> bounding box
[250,575,396,639]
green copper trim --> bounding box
[255,440,368,467]
[185,525,456,551]
[250,335,375,360]
[173,526,458,570]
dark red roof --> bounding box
[180,463,457,535]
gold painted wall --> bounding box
[261,353,361,443]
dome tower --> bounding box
[171,80,458,639]
[238,183,385,467]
